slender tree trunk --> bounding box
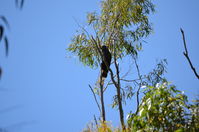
[114,58,125,129]
[100,75,106,122]
[116,85,125,129]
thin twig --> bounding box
[180,28,199,80]
[93,115,98,129]
[89,85,101,113]
[103,79,113,92]
[108,14,121,44]
[120,78,145,83]
[132,56,143,114]
[121,64,132,79]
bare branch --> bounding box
[180,28,199,80]
[132,56,143,114]
[89,85,101,113]
[93,115,98,129]
[121,64,132,79]
[120,78,145,83]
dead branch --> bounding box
[180,28,199,80]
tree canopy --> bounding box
[68,0,155,68]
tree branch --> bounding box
[89,85,101,114]
[93,115,99,129]
[103,79,113,92]
[112,42,125,129]
[180,28,199,80]
[131,55,143,114]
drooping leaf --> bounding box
[4,36,9,56]
[15,0,19,7]
[20,0,24,9]
[0,25,4,41]
[0,67,2,80]
[15,0,25,9]
[0,16,10,29]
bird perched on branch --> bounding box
[100,45,112,78]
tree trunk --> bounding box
[116,85,125,129]
[114,59,125,129]
[100,75,106,122]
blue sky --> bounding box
[0,0,199,132]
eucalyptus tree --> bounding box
[68,0,155,129]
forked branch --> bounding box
[180,28,199,80]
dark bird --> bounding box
[101,45,111,78]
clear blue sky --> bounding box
[0,0,198,131]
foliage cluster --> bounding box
[84,82,199,131]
